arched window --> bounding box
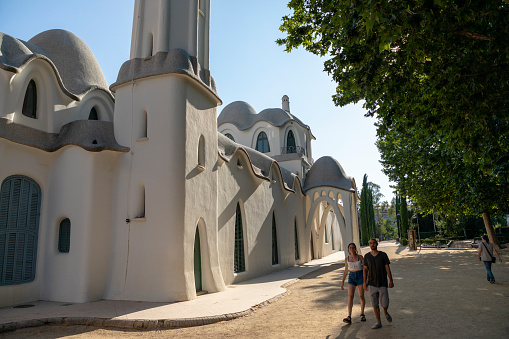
[88,107,98,120]
[58,218,71,253]
[287,130,296,153]
[256,132,270,153]
[0,175,41,285]
[272,212,278,265]
[294,219,300,261]
[225,133,235,142]
[22,80,37,119]
[234,203,245,273]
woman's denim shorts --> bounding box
[348,270,364,286]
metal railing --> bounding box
[280,146,306,156]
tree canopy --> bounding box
[278,0,509,244]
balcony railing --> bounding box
[280,146,306,156]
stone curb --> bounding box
[0,290,291,334]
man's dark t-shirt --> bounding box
[364,251,390,287]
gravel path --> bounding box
[1,246,508,338]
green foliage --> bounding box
[278,0,509,245]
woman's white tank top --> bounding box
[348,256,362,271]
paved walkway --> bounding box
[0,248,348,332]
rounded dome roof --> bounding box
[0,30,111,100]
[28,29,110,97]
[218,101,312,134]
[303,156,355,192]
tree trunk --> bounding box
[482,211,501,249]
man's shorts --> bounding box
[347,270,363,286]
[368,285,389,308]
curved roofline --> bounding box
[218,101,316,140]
[0,31,114,101]
[0,118,129,153]
[0,53,114,102]
[217,133,303,194]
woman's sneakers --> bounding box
[343,316,352,324]
[372,322,382,329]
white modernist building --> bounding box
[0,0,360,307]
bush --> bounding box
[400,238,408,246]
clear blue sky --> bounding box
[0,0,394,202]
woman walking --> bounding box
[341,243,366,324]
[478,235,502,283]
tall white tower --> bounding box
[106,0,225,302]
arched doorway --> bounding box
[194,227,202,292]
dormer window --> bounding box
[88,107,98,120]
[22,80,37,119]
[256,132,270,153]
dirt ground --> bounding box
[1,245,508,339]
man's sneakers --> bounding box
[385,312,392,323]
[372,322,382,329]
[490,279,495,284]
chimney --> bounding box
[282,95,290,112]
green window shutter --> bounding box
[287,130,296,153]
[294,220,299,260]
[234,203,245,273]
[256,132,270,153]
[0,175,40,285]
[58,218,71,253]
[272,213,278,265]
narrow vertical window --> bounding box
[141,111,148,139]
[0,175,41,285]
[234,203,245,273]
[256,132,270,153]
[58,218,71,253]
[272,213,278,265]
[198,0,207,68]
[287,130,296,153]
[88,107,98,120]
[22,80,37,119]
[294,219,300,260]
[331,222,335,250]
[324,224,329,243]
[198,135,205,167]
[135,186,145,219]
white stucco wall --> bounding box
[217,151,309,286]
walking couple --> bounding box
[341,238,394,329]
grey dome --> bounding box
[218,101,313,137]
[0,30,112,100]
[303,156,355,192]
[217,101,257,127]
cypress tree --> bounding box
[400,196,409,240]
[359,174,369,245]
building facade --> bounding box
[0,0,359,307]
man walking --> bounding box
[363,238,394,329]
